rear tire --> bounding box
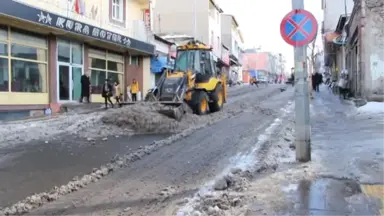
[209,84,224,112]
[191,90,209,115]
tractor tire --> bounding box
[209,84,224,112]
[191,90,209,115]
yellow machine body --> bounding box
[145,40,227,120]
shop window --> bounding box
[0,43,7,56]
[11,29,47,48]
[90,58,106,69]
[0,58,9,91]
[58,40,70,62]
[107,61,123,71]
[90,69,106,94]
[108,72,123,86]
[0,27,48,93]
[71,43,82,65]
[0,26,7,41]
[11,44,46,61]
[89,48,124,94]
[11,60,47,92]
[58,40,83,65]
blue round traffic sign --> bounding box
[280,9,318,46]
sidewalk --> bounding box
[246,85,384,215]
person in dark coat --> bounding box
[290,73,295,86]
[311,73,317,91]
[314,72,322,92]
[80,72,91,103]
[102,78,114,109]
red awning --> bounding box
[324,32,341,43]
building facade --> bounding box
[323,0,384,99]
[0,0,154,118]
[152,0,223,59]
[242,51,279,82]
[345,0,384,99]
[221,14,244,83]
[322,0,355,91]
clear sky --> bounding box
[217,0,323,72]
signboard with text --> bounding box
[0,0,155,54]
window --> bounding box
[174,50,213,75]
[71,43,82,64]
[0,58,8,91]
[174,50,194,72]
[0,26,47,93]
[112,0,124,22]
[130,56,139,66]
[58,40,83,64]
[210,31,214,47]
[89,48,124,94]
[58,40,70,62]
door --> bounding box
[72,67,82,101]
[58,64,70,101]
[57,39,84,102]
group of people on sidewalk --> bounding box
[79,72,140,109]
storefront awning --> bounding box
[324,32,348,46]
[151,56,170,73]
[0,0,155,55]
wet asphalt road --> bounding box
[0,84,276,209]
[0,134,170,207]
[27,85,293,216]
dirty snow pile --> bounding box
[101,102,202,134]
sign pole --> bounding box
[292,0,311,162]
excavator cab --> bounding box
[145,40,227,120]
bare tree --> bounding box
[307,36,317,74]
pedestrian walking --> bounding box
[130,78,139,102]
[317,72,323,92]
[114,81,122,107]
[80,71,91,103]
[102,78,114,109]
[311,73,316,91]
[338,70,349,99]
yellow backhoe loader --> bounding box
[144,40,227,120]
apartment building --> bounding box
[152,0,223,59]
[221,14,244,82]
[0,0,154,118]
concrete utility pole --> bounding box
[193,0,197,39]
[292,0,311,162]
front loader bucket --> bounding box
[157,102,185,121]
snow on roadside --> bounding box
[357,102,384,115]
[0,89,284,215]
[0,111,127,149]
[175,102,295,216]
